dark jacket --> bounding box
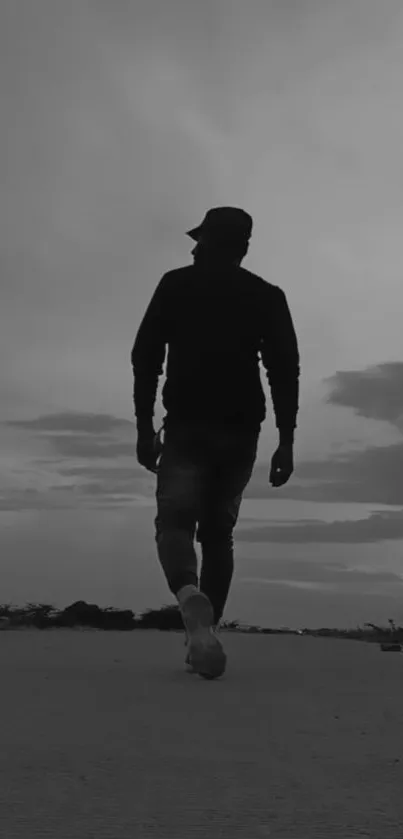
[131,260,300,439]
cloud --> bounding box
[245,439,403,504]
[237,552,403,599]
[0,411,151,509]
[323,361,403,429]
[236,508,403,544]
[2,411,132,434]
[2,412,136,460]
[245,361,403,505]
[239,572,403,596]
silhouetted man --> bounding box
[131,207,300,679]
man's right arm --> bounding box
[259,285,300,446]
[130,274,169,433]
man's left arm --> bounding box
[260,284,300,446]
[130,274,169,435]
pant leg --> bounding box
[196,425,260,624]
[154,423,207,596]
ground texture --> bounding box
[0,629,402,838]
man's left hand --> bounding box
[136,427,159,474]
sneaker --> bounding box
[184,625,221,673]
[180,594,226,679]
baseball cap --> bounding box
[186,206,253,243]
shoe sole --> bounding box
[181,593,226,679]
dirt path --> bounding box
[0,629,401,837]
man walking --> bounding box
[131,207,300,679]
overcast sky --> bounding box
[2,0,403,629]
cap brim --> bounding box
[186,226,201,241]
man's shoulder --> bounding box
[164,264,281,295]
[237,266,280,295]
[162,266,191,280]
[161,267,186,278]
[159,266,189,288]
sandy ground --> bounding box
[0,629,402,838]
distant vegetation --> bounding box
[0,601,402,646]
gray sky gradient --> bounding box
[2,0,403,627]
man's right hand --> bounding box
[269,444,294,487]
[136,424,158,474]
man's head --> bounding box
[190,233,250,267]
[186,206,252,267]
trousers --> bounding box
[154,417,260,625]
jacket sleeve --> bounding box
[259,285,300,444]
[130,274,169,426]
